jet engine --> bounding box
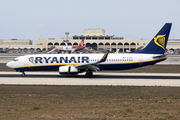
[59,66,78,74]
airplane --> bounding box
[48,38,84,54]
[114,49,120,54]
[6,23,172,76]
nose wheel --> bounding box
[85,71,93,77]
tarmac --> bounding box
[1,53,180,87]
[0,72,180,86]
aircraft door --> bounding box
[24,57,28,65]
[138,56,143,65]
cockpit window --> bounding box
[13,59,19,62]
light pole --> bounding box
[65,32,69,40]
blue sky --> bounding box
[0,0,179,43]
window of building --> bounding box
[105,37,110,40]
[92,37,97,40]
[86,37,91,40]
[99,37,104,40]
[73,37,78,40]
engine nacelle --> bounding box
[59,66,78,74]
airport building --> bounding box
[36,29,150,53]
[0,29,180,53]
[0,39,38,53]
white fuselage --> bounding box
[6,53,166,72]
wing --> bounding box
[74,50,109,71]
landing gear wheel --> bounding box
[22,72,25,76]
[85,71,93,77]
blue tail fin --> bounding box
[132,23,172,54]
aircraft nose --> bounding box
[6,62,12,68]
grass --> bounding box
[0,85,180,119]
[125,108,133,113]
[33,106,40,110]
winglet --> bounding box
[98,50,109,63]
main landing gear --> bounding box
[22,72,25,76]
[85,71,93,77]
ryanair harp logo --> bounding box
[154,34,166,50]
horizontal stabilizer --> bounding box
[153,55,167,58]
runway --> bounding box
[0,72,180,86]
